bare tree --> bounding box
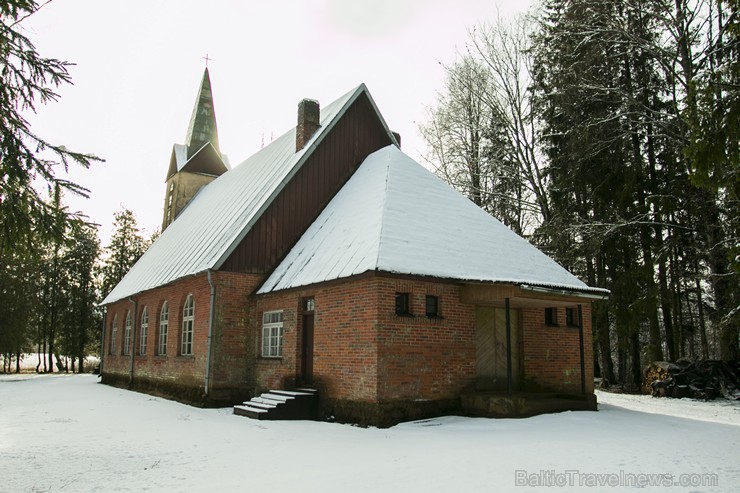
[469,14,551,228]
[420,13,548,235]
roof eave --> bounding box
[516,282,610,300]
[256,266,610,300]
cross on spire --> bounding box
[203,54,212,68]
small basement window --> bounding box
[544,307,558,327]
[566,307,579,327]
[395,292,411,316]
[425,295,440,317]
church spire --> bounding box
[185,67,220,159]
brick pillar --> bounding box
[296,99,320,151]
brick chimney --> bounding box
[296,99,320,151]
[392,131,401,148]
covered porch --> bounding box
[460,283,605,416]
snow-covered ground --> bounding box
[1,353,99,373]
[0,374,737,493]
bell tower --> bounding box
[162,68,229,231]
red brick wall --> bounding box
[253,275,595,407]
[103,269,595,410]
[103,274,211,388]
[254,276,379,402]
[209,272,263,400]
[102,271,263,403]
[521,303,594,393]
[375,278,476,402]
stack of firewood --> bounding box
[643,360,740,400]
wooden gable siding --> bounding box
[220,93,394,274]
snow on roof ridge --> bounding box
[373,147,394,271]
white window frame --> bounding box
[158,301,169,356]
[123,310,132,355]
[110,315,118,354]
[139,306,148,355]
[261,310,284,358]
[181,295,194,356]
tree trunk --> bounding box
[594,253,615,382]
[658,257,676,360]
[696,278,709,359]
[684,288,697,358]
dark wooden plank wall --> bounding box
[220,93,394,274]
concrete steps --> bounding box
[234,388,318,420]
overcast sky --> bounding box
[21,0,533,245]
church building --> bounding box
[100,69,608,426]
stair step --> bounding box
[261,392,293,402]
[233,404,270,419]
[234,404,268,413]
[293,388,318,394]
[269,390,314,397]
[234,388,319,422]
[251,397,282,406]
[246,400,278,410]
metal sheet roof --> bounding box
[102,84,371,304]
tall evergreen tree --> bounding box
[0,248,40,371]
[100,208,148,298]
[684,0,739,361]
[423,0,738,380]
[0,1,101,253]
[59,224,100,372]
[532,0,639,384]
[532,0,737,371]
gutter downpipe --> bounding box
[505,297,513,397]
[129,297,137,385]
[204,270,216,397]
[578,304,586,394]
[99,307,107,375]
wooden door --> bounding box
[301,312,314,385]
[475,306,520,390]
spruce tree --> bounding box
[100,209,147,298]
[0,1,101,253]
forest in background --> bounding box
[2,1,737,387]
[421,0,738,387]
[0,2,158,373]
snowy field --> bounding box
[0,374,738,493]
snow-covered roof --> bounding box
[102,84,381,305]
[173,143,188,170]
[168,142,230,181]
[259,145,607,295]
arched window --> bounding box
[110,315,118,354]
[181,295,194,355]
[123,310,132,355]
[140,306,148,355]
[158,301,169,356]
